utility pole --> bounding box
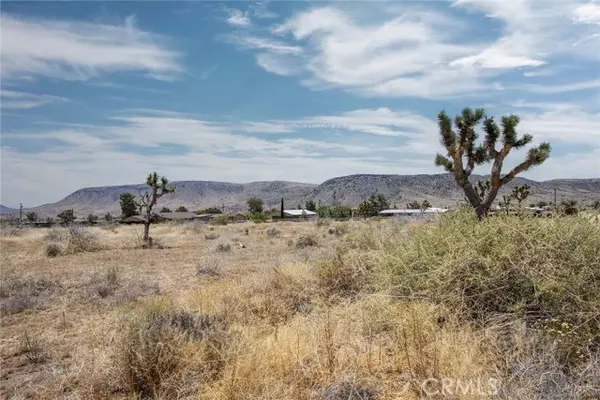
[19,203,23,224]
[554,189,557,206]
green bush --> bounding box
[375,211,600,364]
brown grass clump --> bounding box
[117,299,229,398]
[296,233,318,248]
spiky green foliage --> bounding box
[136,172,175,242]
[25,212,38,222]
[120,192,138,218]
[421,200,432,209]
[435,108,551,217]
[358,193,390,217]
[511,184,531,206]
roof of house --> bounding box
[119,215,146,223]
[283,209,318,216]
[379,207,449,215]
[158,212,201,220]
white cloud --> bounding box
[517,79,600,94]
[226,2,599,98]
[221,34,303,54]
[0,90,67,109]
[226,9,250,27]
[572,2,600,24]
[0,13,182,81]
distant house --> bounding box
[120,212,203,224]
[283,209,318,218]
[158,212,206,221]
[379,208,449,217]
[119,215,162,224]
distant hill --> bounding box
[23,174,600,217]
[0,205,18,215]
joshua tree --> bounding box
[499,195,512,215]
[57,209,76,225]
[511,184,531,206]
[305,200,317,212]
[136,172,175,243]
[25,211,38,222]
[358,193,390,217]
[160,206,172,213]
[435,108,551,217]
[421,200,432,209]
[175,206,188,212]
[104,212,113,222]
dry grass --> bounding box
[1,214,599,399]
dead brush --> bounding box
[196,256,222,277]
[0,277,60,315]
[116,300,229,398]
[296,234,318,248]
[317,250,373,299]
[240,267,315,326]
[204,232,220,240]
[19,332,47,364]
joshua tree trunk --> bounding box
[136,172,174,245]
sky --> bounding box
[1,0,599,207]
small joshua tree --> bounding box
[26,211,38,222]
[435,108,551,217]
[136,172,175,243]
[421,200,432,209]
[57,209,76,225]
[511,184,531,207]
[175,206,188,212]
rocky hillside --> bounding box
[18,174,600,217]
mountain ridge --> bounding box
[7,173,600,217]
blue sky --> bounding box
[1,0,599,207]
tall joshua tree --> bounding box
[136,172,175,243]
[435,108,551,217]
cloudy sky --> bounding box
[1,1,599,207]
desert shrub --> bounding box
[321,377,378,400]
[328,223,348,236]
[65,226,101,253]
[93,266,121,298]
[117,300,228,398]
[317,251,372,298]
[249,211,269,223]
[19,332,47,364]
[45,243,60,257]
[0,277,59,315]
[240,267,314,325]
[196,257,221,277]
[266,226,282,238]
[215,242,231,253]
[45,226,101,253]
[376,211,600,365]
[45,227,66,241]
[296,234,318,248]
[204,233,220,240]
[210,215,229,226]
[0,225,24,237]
